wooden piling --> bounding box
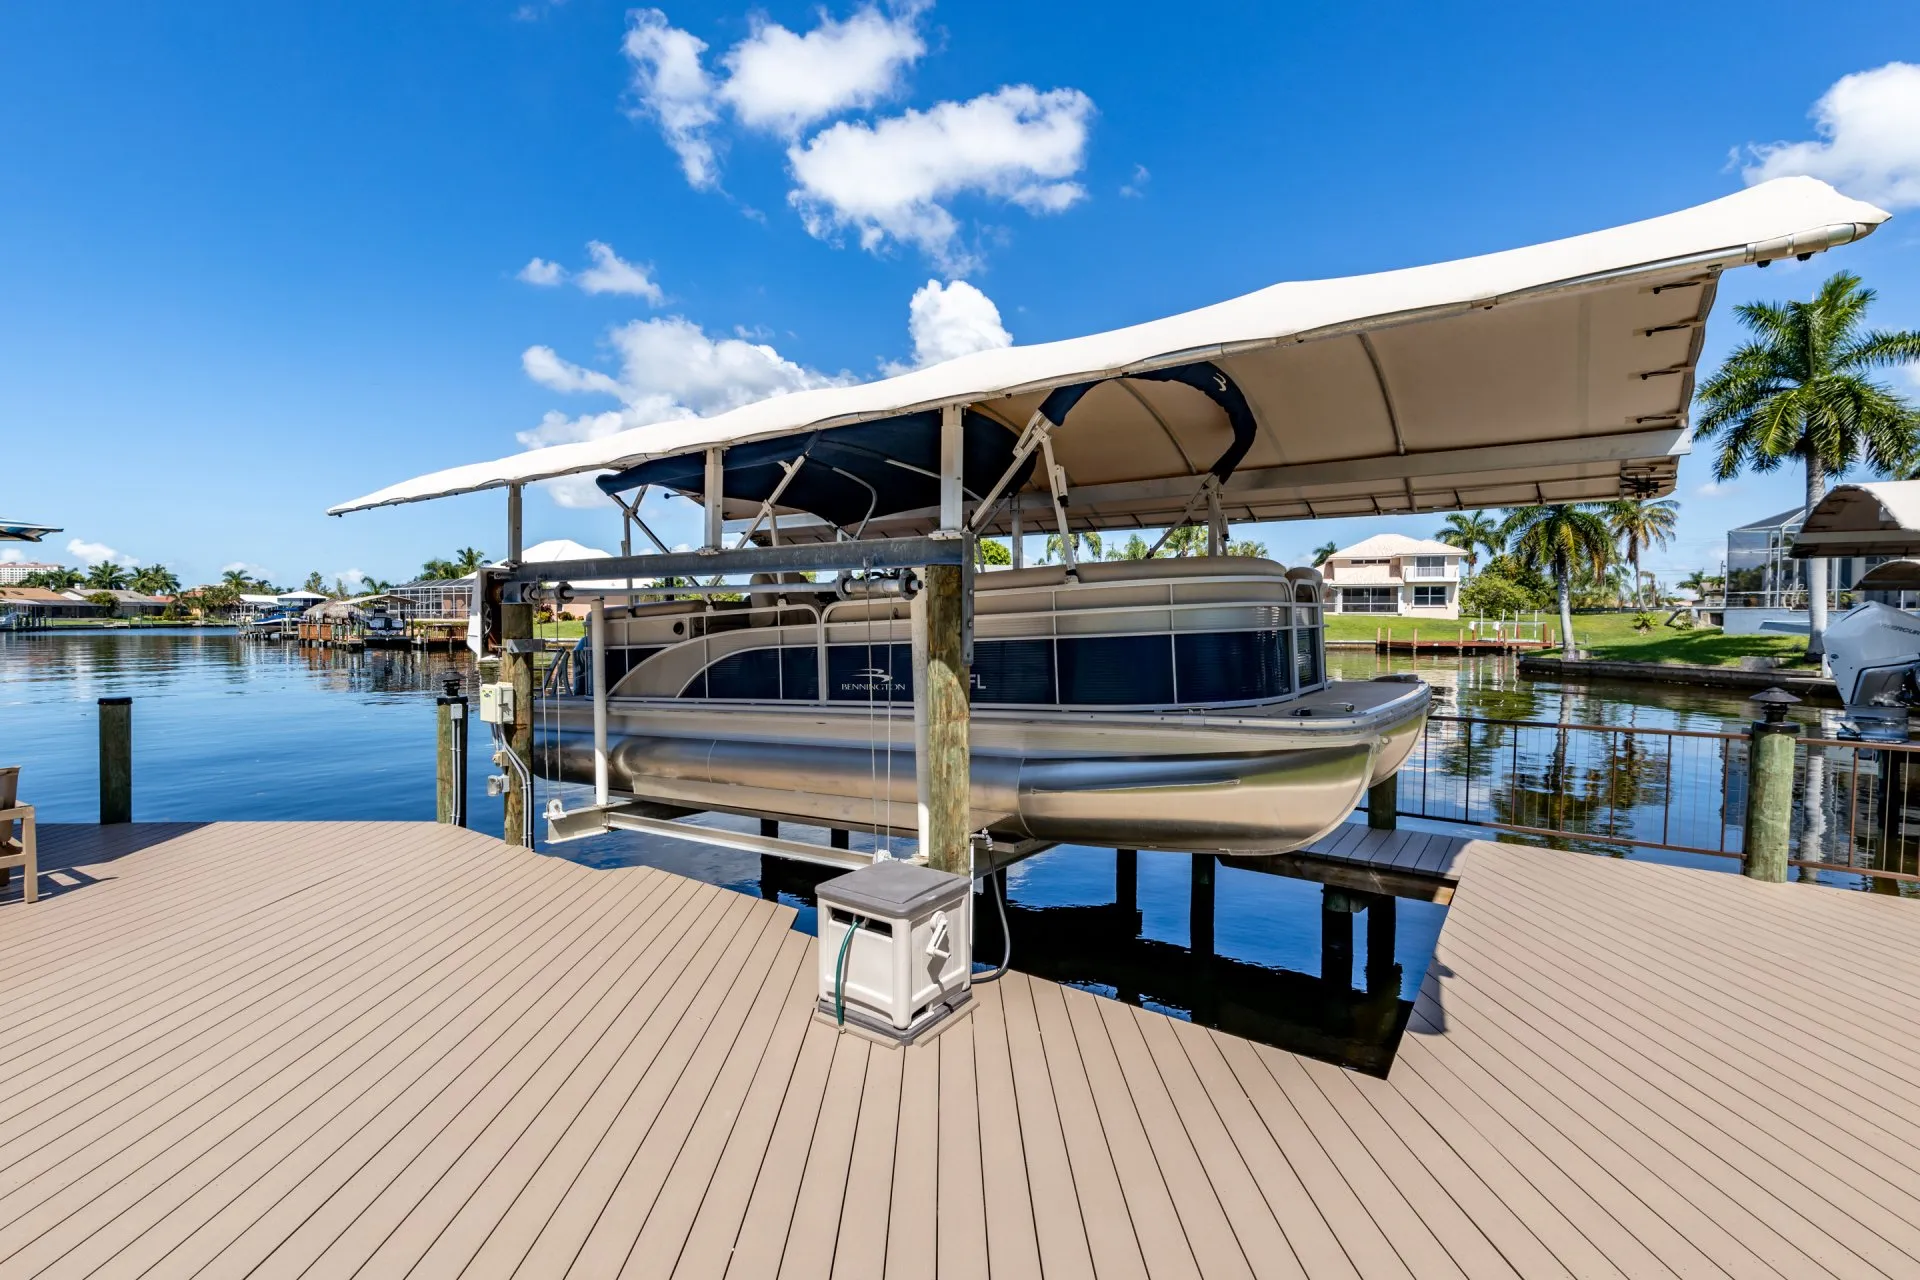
[1321,886,1354,988]
[501,601,534,848]
[913,562,971,875]
[1744,718,1799,882]
[1190,854,1216,956]
[1115,848,1137,915]
[435,690,468,826]
[1367,771,1398,830]
[98,696,131,825]
[1365,894,1400,995]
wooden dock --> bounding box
[4,820,1920,1277]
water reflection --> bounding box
[1332,650,1920,894]
[758,847,1433,1075]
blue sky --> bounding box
[3,1,1917,590]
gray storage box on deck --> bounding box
[816,860,972,1045]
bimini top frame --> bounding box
[330,178,1888,533]
[1791,481,1920,560]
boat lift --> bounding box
[487,408,997,877]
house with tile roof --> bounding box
[1320,533,1465,618]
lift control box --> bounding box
[477,682,515,725]
[815,860,971,1045]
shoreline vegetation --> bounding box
[1322,612,1817,669]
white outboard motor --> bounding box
[1825,601,1920,739]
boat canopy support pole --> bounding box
[501,483,535,848]
[1011,503,1023,569]
[702,448,724,551]
[1040,436,1075,571]
[734,457,807,549]
[590,599,609,807]
[968,410,1053,534]
[939,404,964,534]
[1207,484,1227,556]
[615,488,670,556]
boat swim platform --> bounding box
[4,823,1919,1278]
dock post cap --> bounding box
[97,696,132,706]
[1750,687,1802,725]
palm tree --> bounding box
[302,571,327,594]
[452,547,488,575]
[1310,541,1338,567]
[220,567,257,593]
[84,561,131,591]
[1227,538,1268,558]
[1502,504,1613,655]
[1042,530,1103,563]
[1694,271,1920,657]
[420,558,459,580]
[23,567,82,590]
[1157,525,1206,557]
[1604,498,1678,609]
[130,564,181,596]
[1435,511,1502,578]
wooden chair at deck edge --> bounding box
[0,766,37,904]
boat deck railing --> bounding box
[564,568,1329,708]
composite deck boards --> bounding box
[4,821,1919,1277]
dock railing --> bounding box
[1397,712,1920,887]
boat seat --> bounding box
[0,766,37,905]
[1074,555,1291,582]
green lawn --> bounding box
[1324,609,1815,668]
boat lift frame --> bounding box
[499,405,1001,876]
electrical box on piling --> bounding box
[815,860,972,1045]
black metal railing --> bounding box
[1397,712,1920,887]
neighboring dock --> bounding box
[4,820,1919,1277]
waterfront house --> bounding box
[1720,505,1891,634]
[57,588,169,617]
[1320,534,1464,618]
[0,586,101,624]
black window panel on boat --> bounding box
[971,639,1056,705]
[1057,635,1173,705]
[781,646,820,700]
[1174,630,1290,703]
[827,642,913,702]
[1296,626,1322,688]
[603,645,663,693]
[689,647,783,700]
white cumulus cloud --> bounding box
[574,241,665,301]
[719,3,925,137]
[518,257,565,286]
[69,538,134,566]
[517,316,854,507]
[523,346,625,397]
[1742,62,1920,209]
[623,9,721,189]
[895,278,1012,371]
[617,8,1093,267]
[787,85,1094,270]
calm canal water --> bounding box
[0,628,1867,1068]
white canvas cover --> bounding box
[331,178,1888,533]
[1792,481,1920,558]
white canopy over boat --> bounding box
[1792,481,1920,559]
[332,177,1887,533]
